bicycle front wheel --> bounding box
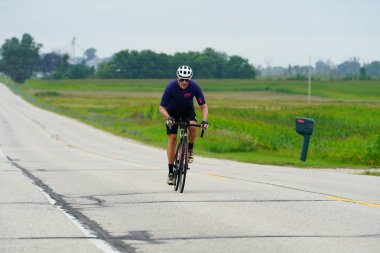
[179,141,188,193]
[173,141,182,191]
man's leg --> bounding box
[188,120,197,163]
[167,134,177,185]
[167,134,177,165]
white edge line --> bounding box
[0,145,9,161]
[0,146,121,253]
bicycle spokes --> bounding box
[171,120,205,193]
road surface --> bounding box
[0,83,379,253]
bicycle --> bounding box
[172,120,205,193]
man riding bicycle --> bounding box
[159,65,209,185]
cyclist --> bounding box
[159,65,208,185]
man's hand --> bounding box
[166,116,175,128]
[201,120,208,130]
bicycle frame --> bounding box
[172,121,204,193]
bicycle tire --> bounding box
[173,141,182,191]
[179,138,188,193]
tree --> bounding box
[337,57,361,80]
[97,62,119,78]
[84,48,97,61]
[51,54,94,79]
[194,48,228,78]
[96,47,256,79]
[314,60,337,80]
[41,52,63,74]
[315,61,330,75]
[223,55,256,78]
[0,33,42,83]
[364,61,380,78]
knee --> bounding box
[189,126,197,136]
[168,134,177,145]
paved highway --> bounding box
[0,83,379,253]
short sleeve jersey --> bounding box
[160,80,206,113]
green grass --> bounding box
[26,79,380,100]
[4,78,380,168]
[362,171,380,176]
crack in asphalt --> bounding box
[6,156,137,253]
[0,202,51,205]
[2,232,378,242]
[81,196,107,207]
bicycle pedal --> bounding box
[187,167,190,170]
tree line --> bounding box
[0,33,256,83]
[1,33,380,83]
[97,48,255,79]
[258,57,380,80]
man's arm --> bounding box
[200,104,208,122]
[159,106,170,120]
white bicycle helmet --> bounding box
[176,65,193,79]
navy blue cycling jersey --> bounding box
[160,80,206,113]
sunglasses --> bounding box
[179,78,190,83]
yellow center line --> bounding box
[328,196,380,208]
[202,172,379,209]
[205,172,227,180]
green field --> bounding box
[5,78,380,168]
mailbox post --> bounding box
[295,117,315,161]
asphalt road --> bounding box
[0,82,379,253]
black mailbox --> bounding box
[295,117,315,161]
[296,117,314,135]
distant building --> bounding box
[68,55,103,70]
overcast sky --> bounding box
[1,0,379,67]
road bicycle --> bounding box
[173,120,205,193]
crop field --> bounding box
[7,78,380,168]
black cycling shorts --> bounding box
[166,108,197,135]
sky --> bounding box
[1,0,379,67]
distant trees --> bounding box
[41,52,63,75]
[259,64,310,80]
[337,57,361,80]
[259,57,380,80]
[2,33,380,81]
[0,33,42,83]
[50,54,95,79]
[315,60,336,79]
[97,48,257,79]
[98,49,173,78]
[364,61,380,77]
[84,48,97,61]
[224,56,256,78]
